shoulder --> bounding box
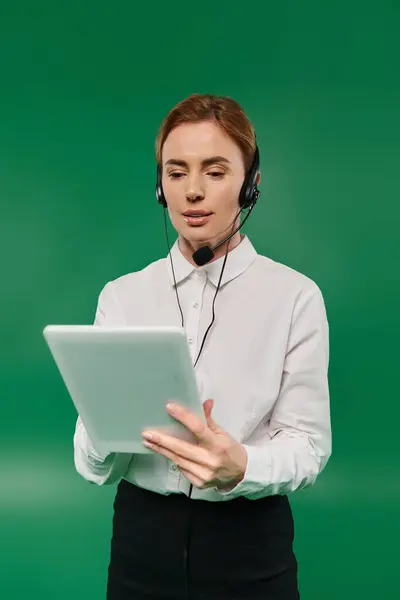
[109,258,166,290]
[251,252,323,300]
[96,255,167,306]
[110,256,166,292]
[249,253,329,343]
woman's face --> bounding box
[161,121,247,252]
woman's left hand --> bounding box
[141,399,248,492]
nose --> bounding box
[186,190,204,202]
[185,175,205,202]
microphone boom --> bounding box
[192,203,256,266]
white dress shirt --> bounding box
[73,234,331,502]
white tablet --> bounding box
[43,325,205,454]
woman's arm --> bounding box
[218,283,331,500]
[73,281,133,485]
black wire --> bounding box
[164,207,185,329]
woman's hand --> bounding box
[141,399,248,492]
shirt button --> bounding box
[188,337,193,344]
[171,464,178,471]
[193,302,199,308]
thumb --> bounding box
[203,399,221,432]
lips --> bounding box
[183,211,212,217]
[183,212,213,227]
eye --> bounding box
[208,171,225,178]
[168,172,185,179]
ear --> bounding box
[256,171,261,185]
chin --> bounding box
[183,228,214,245]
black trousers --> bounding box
[107,478,300,600]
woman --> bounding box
[74,93,331,600]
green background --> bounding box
[1,1,399,598]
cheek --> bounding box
[209,178,241,204]
[162,181,177,208]
[218,182,242,212]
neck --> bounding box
[178,232,244,266]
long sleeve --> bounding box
[73,281,133,485]
[218,283,331,501]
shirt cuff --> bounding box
[78,418,110,464]
[216,443,271,500]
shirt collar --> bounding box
[166,234,258,288]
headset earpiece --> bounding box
[156,165,167,207]
[238,146,260,209]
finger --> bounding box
[147,427,214,461]
[145,441,215,488]
[203,399,214,420]
[178,466,217,490]
[176,467,204,489]
[143,433,211,467]
[167,403,214,446]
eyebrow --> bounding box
[164,156,231,168]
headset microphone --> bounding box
[192,201,257,266]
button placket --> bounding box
[186,273,207,355]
